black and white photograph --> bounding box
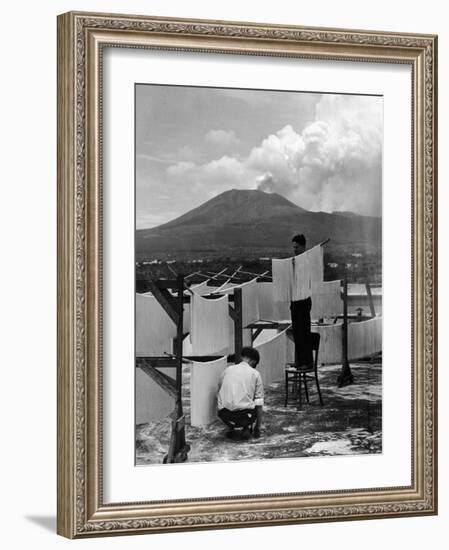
[134,84,383,465]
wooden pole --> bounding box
[213,266,243,290]
[234,288,243,362]
[165,274,190,463]
[175,274,184,402]
[166,263,177,277]
[343,278,348,366]
[166,264,194,294]
[337,278,354,387]
[208,268,228,280]
[238,269,272,280]
[187,271,209,280]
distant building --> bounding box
[327,262,338,268]
[351,252,363,258]
[166,260,176,264]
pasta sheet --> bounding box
[190,356,228,427]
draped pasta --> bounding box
[348,317,382,360]
[240,280,260,326]
[311,280,342,319]
[136,293,177,357]
[135,367,175,424]
[219,278,260,327]
[215,281,238,292]
[182,333,193,356]
[190,356,228,427]
[374,315,382,352]
[257,282,275,321]
[243,328,252,347]
[190,293,230,355]
[272,245,324,305]
[256,281,291,322]
[286,331,295,363]
[272,257,294,302]
[225,321,253,355]
[191,281,213,296]
[313,322,344,364]
[183,302,191,334]
[273,301,291,322]
[292,244,324,300]
[254,328,288,386]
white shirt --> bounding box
[217,361,264,411]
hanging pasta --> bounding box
[190,356,228,427]
[313,322,344,364]
[272,244,324,304]
[136,293,177,357]
[190,281,213,296]
[292,244,324,300]
[348,317,382,360]
[219,278,261,327]
[135,367,175,424]
[190,293,230,356]
[311,280,342,319]
[257,282,275,321]
[254,328,288,386]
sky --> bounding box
[136,84,383,229]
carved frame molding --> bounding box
[57,12,437,538]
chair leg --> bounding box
[297,375,302,410]
[284,372,288,407]
[315,373,324,406]
[303,374,310,403]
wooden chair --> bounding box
[284,332,323,409]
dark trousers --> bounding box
[218,408,257,429]
[290,297,313,367]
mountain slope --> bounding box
[154,188,308,229]
[136,189,381,256]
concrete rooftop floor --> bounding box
[136,359,382,465]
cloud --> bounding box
[161,94,382,217]
[138,130,241,171]
[137,153,174,165]
[166,155,257,196]
[252,96,383,215]
[205,129,239,149]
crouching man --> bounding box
[217,346,264,440]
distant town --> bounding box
[136,243,382,294]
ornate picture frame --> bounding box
[57,11,437,538]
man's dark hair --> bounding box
[241,346,260,365]
[292,234,306,246]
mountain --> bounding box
[136,189,381,257]
[153,189,308,230]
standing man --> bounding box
[290,234,313,368]
[217,347,264,440]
